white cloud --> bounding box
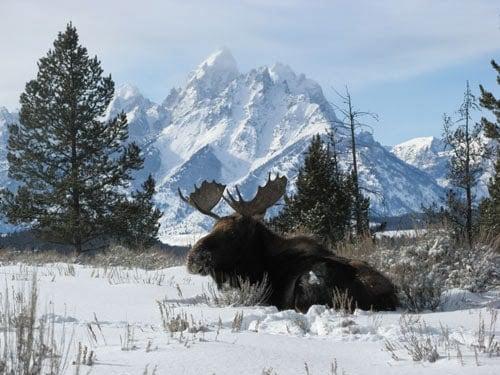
[0,0,498,108]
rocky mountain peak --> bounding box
[185,48,239,99]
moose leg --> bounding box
[293,261,375,313]
[293,263,334,313]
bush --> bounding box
[366,231,499,312]
[204,274,272,307]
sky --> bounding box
[0,0,499,146]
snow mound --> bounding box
[247,305,392,341]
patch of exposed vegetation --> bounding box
[0,244,186,270]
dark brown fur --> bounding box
[187,215,398,312]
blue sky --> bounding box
[0,0,499,145]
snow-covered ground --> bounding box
[162,232,206,247]
[0,263,498,374]
[374,229,427,239]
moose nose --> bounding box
[186,249,212,275]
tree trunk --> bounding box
[69,65,82,255]
[71,136,82,254]
[348,95,363,236]
[464,85,473,248]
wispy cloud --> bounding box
[0,0,498,108]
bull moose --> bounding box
[179,174,398,312]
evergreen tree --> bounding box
[111,175,163,248]
[443,189,470,240]
[0,24,160,253]
[478,60,500,237]
[271,134,354,245]
[442,81,486,247]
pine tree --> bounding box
[442,81,486,247]
[478,60,500,237]
[0,24,159,253]
[271,134,354,245]
[111,175,163,248]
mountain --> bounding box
[392,137,450,187]
[0,107,20,232]
[0,49,446,239]
[0,107,17,190]
[392,136,494,200]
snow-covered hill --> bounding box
[0,49,448,238]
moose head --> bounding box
[178,174,287,282]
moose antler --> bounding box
[224,173,287,217]
[178,180,226,220]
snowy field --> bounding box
[0,263,498,375]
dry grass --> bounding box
[384,309,500,365]
[478,231,500,253]
[203,274,273,307]
[0,275,72,374]
[384,314,439,363]
[142,364,158,375]
[72,342,95,369]
[156,300,208,337]
[331,287,355,315]
[0,244,185,270]
[334,234,376,261]
[472,308,499,357]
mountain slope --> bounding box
[0,107,19,232]
[0,107,17,191]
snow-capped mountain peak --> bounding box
[0,106,16,142]
[393,136,445,158]
[270,62,313,95]
[114,83,143,100]
[392,136,449,186]
[106,83,168,149]
[393,135,494,197]
[186,48,239,98]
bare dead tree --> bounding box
[331,87,378,236]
